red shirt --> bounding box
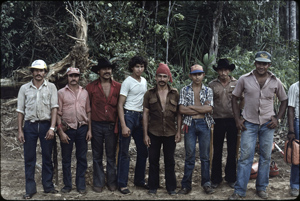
[86,79,121,123]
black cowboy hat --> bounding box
[212,59,235,72]
[90,57,116,74]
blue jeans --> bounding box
[234,120,274,196]
[60,125,88,191]
[91,121,117,188]
[117,110,148,188]
[23,121,55,194]
[181,119,211,190]
[290,118,299,189]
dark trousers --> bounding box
[148,133,177,192]
[23,120,54,194]
[211,118,237,184]
[91,121,117,188]
[60,125,88,191]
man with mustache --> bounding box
[17,60,59,199]
[143,63,182,195]
[177,64,215,195]
[56,67,92,194]
[228,51,287,200]
[86,58,121,193]
[208,59,240,189]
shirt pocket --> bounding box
[264,87,277,99]
[149,97,159,111]
[168,99,177,113]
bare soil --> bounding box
[0,99,297,200]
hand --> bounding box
[267,116,278,129]
[287,131,295,141]
[175,132,181,143]
[86,130,92,141]
[236,118,246,131]
[204,100,210,105]
[144,134,151,148]
[59,132,70,144]
[45,129,55,140]
[18,130,25,143]
[122,126,131,138]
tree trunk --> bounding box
[154,1,158,59]
[209,1,224,60]
[289,1,297,41]
[286,1,290,40]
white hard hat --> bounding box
[29,59,48,71]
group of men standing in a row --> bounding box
[16,51,299,200]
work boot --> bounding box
[256,190,268,199]
[290,188,299,197]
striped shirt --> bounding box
[178,82,214,128]
[288,81,299,119]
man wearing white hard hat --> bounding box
[17,59,59,199]
[56,67,92,194]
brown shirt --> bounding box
[232,70,287,125]
[208,76,237,119]
[143,85,179,137]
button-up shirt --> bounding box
[288,81,299,119]
[16,80,58,122]
[57,85,91,129]
[178,82,214,128]
[232,70,287,125]
[86,79,121,122]
[143,85,179,137]
[208,76,237,119]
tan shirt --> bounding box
[208,76,237,119]
[232,70,287,125]
[16,80,59,122]
[58,85,91,129]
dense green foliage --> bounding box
[1,1,299,91]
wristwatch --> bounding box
[50,127,55,131]
[278,119,282,124]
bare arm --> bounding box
[17,112,25,143]
[118,95,130,137]
[86,112,92,141]
[175,112,182,143]
[232,95,246,131]
[45,108,57,140]
[267,99,287,129]
[143,107,150,147]
[56,114,70,144]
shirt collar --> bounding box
[29,79,47,88]
[247,69,276,79]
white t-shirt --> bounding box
[288,81,299,119]
[120,76,147,112]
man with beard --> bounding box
[117,56,149,194]
[57,67,92,194]
[86,58,121,193]
[208,59,240,189]
[17,60,59,199]
[143,63,182,195]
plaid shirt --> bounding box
[178,82,214,128]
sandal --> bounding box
[23,192,36,199]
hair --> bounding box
[128,56,148,72]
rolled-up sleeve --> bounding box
[50,84,59,109]
[16,85,25,114]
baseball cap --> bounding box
[66,67,80,75]
[255,51,271,62]
[190,64,204,74]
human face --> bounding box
[156,73,169,87]
[131,64,144,78]
[67,73,80,86]
[190,72,205,85]
[32,69,46,81]
[98,67,112,80]
[217,68,230,81]
[254,61,271,76]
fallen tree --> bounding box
[1,6,94,99]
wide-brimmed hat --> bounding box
[213,59,235,72]
[255,51,271,63]
[90,57,116,74]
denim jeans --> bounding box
[148,133,176,192]
[211,118,237,184]
[234,120,274,196]
[60,125,88,191]
[23,120,55,194]
[290,118,299,189]
[181,119,211,190]
[117,110,148,188]
[91,121,117,188]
